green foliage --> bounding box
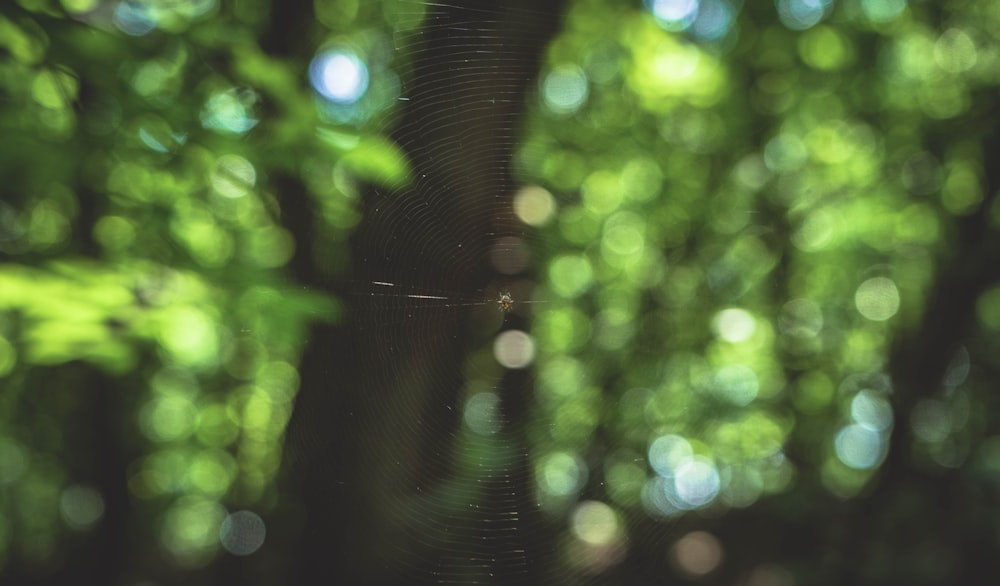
[5,0,1000,581]
[0,0,398,570]
[520,0,1000,571]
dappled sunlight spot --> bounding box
[713,364,759,406]
[131,60,176,99]
[626,22,726,108]
[934,28,977,74]
[138,449,191,496]
[648,434,693,477]
[712,307,756,342]
[310,49,369,104]
[941,161,982,215]
[779,298,823,339]
[152,367,200,394]
[139,394,198,443]
[851,390,893,431]
[724,412,787,460]
[244,226,294,268]
[841,328,884,371]
[161,497,226,567]
[661,109,726,154]
[733,153,771,190]
[187,450,236,497]
[225,335,268,380]
[195,404,239,448]
[889,31,938,83]
[648,0,700,32]
[538,451,588,498]
[566,501,627,573]
[644,456,723,514]
[514,185,557,226]
[707,236,777,297]
[113,1,156,36]
[798,26,852,71]
[211,155,256,199]
[671,531,723,577]
[158,307,220,369]
[834,423,885,470]
[200,89,259,135]
[571,500,619,546]
[93,216,136,252]
[620,158,664,202]
[776,0,831,31]
[173,215,234,269]
[805,121,867,165]
[548,254,594,298]
[975,286,1000,330]
[582,169,625,214]
[27,200,72,250]
[643,476,682,517]
[605,455,646,507]
[861,0,906,24]
[534,149,587,193]
[137,119,186,154]
[59,485,105,531]
[920,81,970,121]
[674,456,721,507]
[558,205,602,244]
[257,361,300,404]
[463,391,501,435]
[61,0,100,13]
[580,41,621,86]
[537,306,592,352]
[240,384,293,442]
[763,133,807,173]
[493,330,536,369]
[690,0,734,41]
[719,465,763,508]
[551,399,600,444]
[895,204,940,246]
[541,65,589,115]
[601,211,647,263]
[219,510,266,556]
[538,356,588,403]
[854,277,900,321]
[31,69,78,111]
[653,42,698,82]
[594,307,636,350]
[791,208,834,251]
[107,161,151,201]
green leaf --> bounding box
[316,129,412,189]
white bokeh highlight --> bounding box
[493,330,536,369]
[310,49,369,104]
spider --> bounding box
[497,290,514,313]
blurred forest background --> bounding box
[3,0,1000,584]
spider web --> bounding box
[327,1,565,584]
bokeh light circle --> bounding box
[310,49,370,104]
[855,277,900,321]
[493,330,536,369]
[219,510,266,556]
